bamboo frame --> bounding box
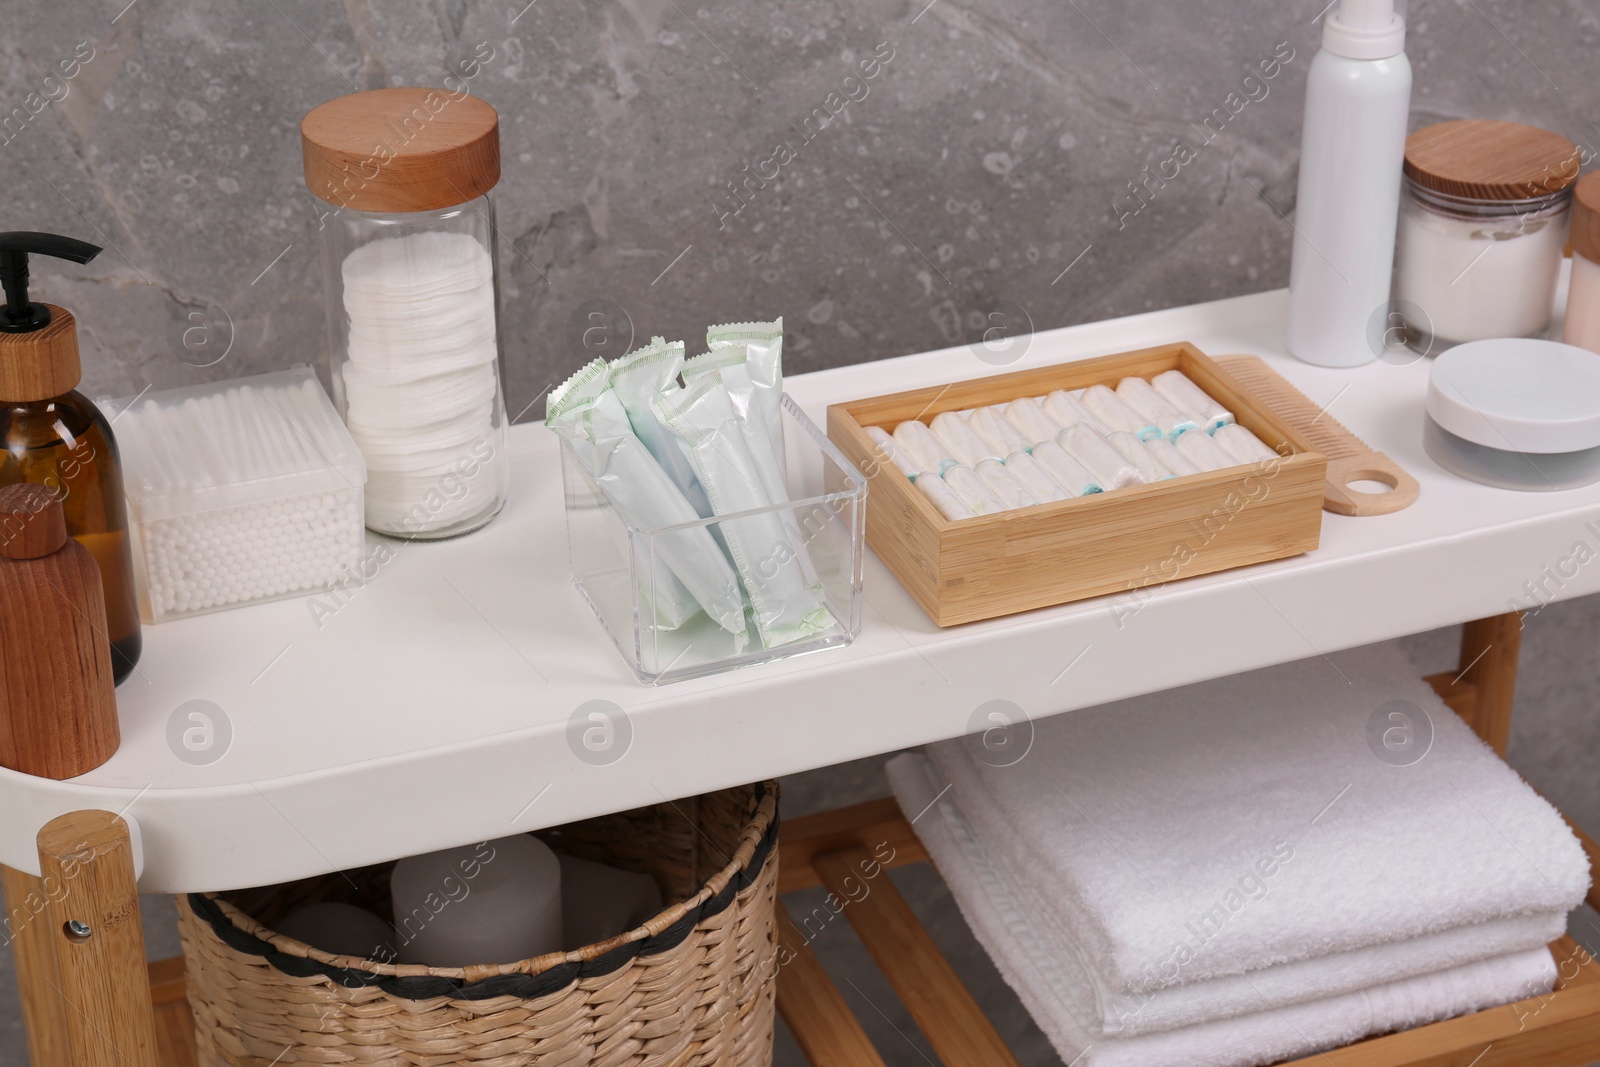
[775,611,1600,1066]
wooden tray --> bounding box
[827,342,1327,626]
[774,614,1600,1067]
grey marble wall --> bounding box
[4,1,1600,1064]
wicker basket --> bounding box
[177,782,779,1066]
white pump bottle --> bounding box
[1285,0,1412,367]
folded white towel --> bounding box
[889,752,1564,1037]
[925,643,1588,993]
[888,752,1559,1067]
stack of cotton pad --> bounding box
[879,369,1281,519]
[109,368,367,622]
[339,231,504,535]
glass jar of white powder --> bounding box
[302,87,510,540]
[1392,119,1580,355]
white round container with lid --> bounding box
[1424,337,1600,490]
[1393,120,1580,354]
[1562,171,1600,355]
[302,87,511,540]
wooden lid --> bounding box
[0,304,80,403]
[301,88,500,213]
[1571,172,1600,264]
[0,483,67,560]
[1404,120,1581,202]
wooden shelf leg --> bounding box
[35,811,160,1067]
[2,865,73,1066]
[1458,612,1523,756]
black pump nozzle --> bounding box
[0,232,101,334]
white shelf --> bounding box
[5,286,1596,892]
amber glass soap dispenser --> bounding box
[0,232,140,684]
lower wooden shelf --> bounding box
[775,796,1600,1067]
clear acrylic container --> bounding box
[103,367,368,622]
[562,394,865,684]
[303,88,510,540]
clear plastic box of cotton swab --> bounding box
[103,366,367,622]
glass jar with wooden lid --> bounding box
[1392,119,1580,354]
[302,87,510,540]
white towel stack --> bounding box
[888,643,1589,1067]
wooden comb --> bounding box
[1217,355,1419,516]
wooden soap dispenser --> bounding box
[0,231,141,684]
[0,482,120,779]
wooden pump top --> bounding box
[301,88,501,213]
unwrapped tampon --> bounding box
[893,420,956,475]
[1107,431,1170,481]
[1215,423,1279,464]
[1079,384,1156,440]
[1153,369,1234,432]
[1003,396,1063,445]
[974,458,1037,510]
[1144,436,1200,478]
[1003,450,1069,503]
[931,411,1000,467]
[1059,424,1145,490]
[968,405,1033,457]
[942,465,1005,515]
[1175,427,1236,471]
[1116,377,1199,441]
[1029,440,1101,496]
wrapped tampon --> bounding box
[865,426,918,480]
[1215,423,1280,464]
[1003,450,1069,503]
[1175,426,1237,471]
[968,405,1032,457]
[548,360,746,640]
[683,346,785,505]
[942,465,1005,515]
[974,458,1037,510]
[893,420,956,475]
[1107,431,1171,481]
[917,470,970,520]
[1059,424,1145,490]
[1042,390,1107,434]
[1079,384,1157,440]
[1116,377,1199,441]
[931,411,1000,467]
[654,379,829,649]
[1003,396,1062,444]
[1030,440,1101,496]
[609,339,711,517]
[1153,369,1234,432]
[1144,436,1200,478]
[706,319,784,465]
